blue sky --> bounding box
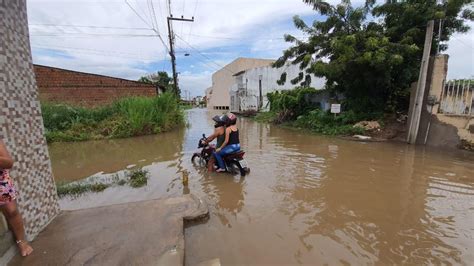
[28,0,473,97]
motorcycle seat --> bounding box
[224,150,245,159]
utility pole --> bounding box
[167,15,194,97]
[407,20,434,144]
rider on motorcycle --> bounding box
[214,113,240,173]
[204,115,226,172]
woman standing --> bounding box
[0,139,33,257]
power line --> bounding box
[149,0,161,35]
[149,0,169,50]
[30,33,157,37]
[451,35,474,49]
[134,0,154,26]
[147,0,158,31]
[180,0,186,43]
[124,0,153,28]
[187,33,308,41]
[174,43,220,72]
[34,44,160,57]
[29,23,152,31]
[175,33,234,74]
[32,44,158,61]
[124,0,169,52]
[186,0,199,43]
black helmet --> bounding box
[212,115,225,128]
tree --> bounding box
[138,71,173,92]
[275,0,473,113]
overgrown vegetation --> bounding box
[138,71,173,93]
[258,87,378,136]
[56,182,109,197]
[42,93,184,142]
[128,168,149,188]
[56,167,150,197]
[275,0,473,114]
[293,109,366,135]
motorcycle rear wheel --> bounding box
[228,161,246,176]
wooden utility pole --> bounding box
[407,20,434,144]
[167,15,194,97]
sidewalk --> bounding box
[8,194,208,266]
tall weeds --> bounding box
[42,93,184,142]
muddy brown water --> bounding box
[49,108,474,265]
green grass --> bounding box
[255,110,366,136]
[254,111,277,123]
[42,93,184,142]
[179,104,194,110]
[128,168,149,188]
[56,167,150,197]
[56,182,109,197]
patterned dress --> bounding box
[0,169,17,204]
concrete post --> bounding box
[0,0,60,254]
[407,21,435,144]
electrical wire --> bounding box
[451,35,474,49]
[32,45,158,61]
[174,43,220,72]
[148,0,170,52]
[147,0,158,31]
[124,0,153,28]
[134,0,154,26]
[30,33,157,37]
[186,0,199,43]
[175,34,234,74]
[34,44,159,57]
[150,0,161,35]
[187,33,308,41]
[29,23,153,31]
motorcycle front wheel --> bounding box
[191,153,207,167]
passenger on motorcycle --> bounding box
[204,115,226,172]
[214,113,240,173]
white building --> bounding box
[205,58,275,110]
[229,63,326,112]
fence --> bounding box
[439,79,473,116]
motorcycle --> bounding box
[191,134,249,176]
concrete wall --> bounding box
[417,55,474,149]
[0,0,60,260]
[230,63,326,112]
[35,65,158,107]
[206,58,274,110]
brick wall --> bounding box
[34,65,158,107]
[0,0,59,256]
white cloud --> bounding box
[26,0,474,97]
[446,21,474,80]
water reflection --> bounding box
[49,109,474,265]
[49,129,185,182]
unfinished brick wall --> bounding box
[34,65,158,107]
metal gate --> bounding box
[439,79,473,116]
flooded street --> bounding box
[49,108,474,265]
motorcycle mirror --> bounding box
[202,134,205,138]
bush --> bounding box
[267,87,318,120]
[42,93,184,142]
[293,109,366,135]
[128,169,149,188]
